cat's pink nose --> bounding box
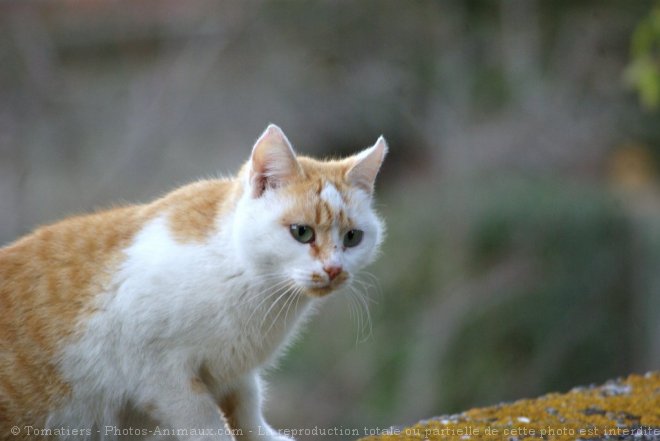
[323,265,343,281]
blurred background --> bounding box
[1,0,659,438]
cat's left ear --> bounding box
[249,124,303,197]
[346,136,388,194]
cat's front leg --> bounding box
[217,373,294,441]
[141,373,231,441]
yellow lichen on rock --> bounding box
[361,372,660,441]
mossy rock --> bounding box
[360,372,660,441]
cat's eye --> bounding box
[290,224,315,244]
[343,229,364,248]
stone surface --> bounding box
[361,372,660,441]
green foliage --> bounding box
[626,4,660,110]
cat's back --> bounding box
[0,204,145,312]
[0,178,238,310]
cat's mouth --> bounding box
[305,286,336,298]
[304,272,349,298]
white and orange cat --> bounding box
[0,125,387,440]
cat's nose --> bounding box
[323,265,343,281]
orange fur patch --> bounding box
[156,180,239,243]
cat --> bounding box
[0,124,387,440]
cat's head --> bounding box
[233,124,386,298]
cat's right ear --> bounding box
[346,136,388,194]
[249,124,303,198]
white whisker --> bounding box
[246,280,294,324]
[265,284,297,333]
[348,283,373,343]
[260,283,295,330]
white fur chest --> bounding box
[114,216,312,372]
[55,216,312,424]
